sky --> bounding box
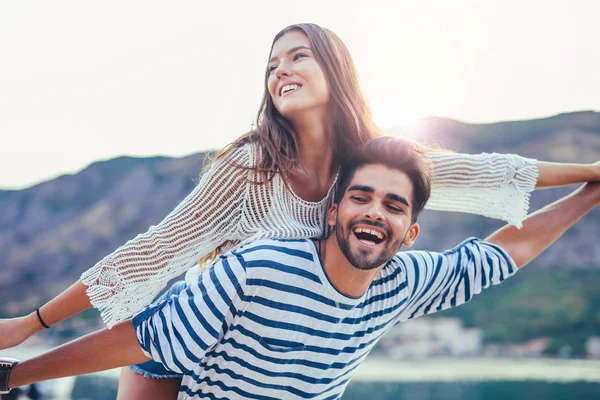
[1,0,599,189]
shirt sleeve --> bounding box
[132,252,247,374]
[426,152,539,228]
[81,145,252,328]
[396,237,518,323]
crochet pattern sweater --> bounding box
[81,144,538,328]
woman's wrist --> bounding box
[24,312,46,336]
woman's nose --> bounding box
[275,62,292,78]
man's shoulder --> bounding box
[232,238,315,259]
[222,238,318,275]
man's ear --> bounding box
[402,223,420,247]
[327,204,338,228]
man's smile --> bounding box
[351,223,388,247]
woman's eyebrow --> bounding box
[269,45,312,64]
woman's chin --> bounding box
[277,101,325,121]
[277,104,304,119]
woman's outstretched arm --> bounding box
[0,145,253,350]
[536,160,599,189]
[425,151,598,228]
[0,282,91,350]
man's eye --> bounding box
[387,205,404,213]
[351,196,367,203]
[268,65,277,73]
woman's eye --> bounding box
[293,53,307,61]
[268,65,277,73]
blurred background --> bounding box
[1,1,599,399]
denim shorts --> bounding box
[129,280,187,379]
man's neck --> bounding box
[318,237,385,298]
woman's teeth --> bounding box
[281,84,299,96]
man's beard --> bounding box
[336,219,406,271]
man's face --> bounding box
[328,164,420,271]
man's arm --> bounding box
[7,251,248,391]
[486,182,600,268]
[9,321,149,389]
[397,182,598,322]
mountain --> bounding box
[1,111,599,321]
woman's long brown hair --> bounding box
[208,23,383,181]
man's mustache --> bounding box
[348,219,392,238]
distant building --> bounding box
[377,317,483,359]
[585,337,600,359]
[484,337,551,357]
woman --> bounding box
[1,23,598,398]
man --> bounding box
[2,137,599,399]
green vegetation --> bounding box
[436,267,600,356]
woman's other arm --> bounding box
[0,281,90,349]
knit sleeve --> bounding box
[425,152,539,228]
[81,145,252,328]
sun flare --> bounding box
[371,98,429,140]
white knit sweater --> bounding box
[81,144,538,328]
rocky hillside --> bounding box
[1,111,598,319]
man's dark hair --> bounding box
[335,137,432,223]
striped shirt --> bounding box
[133,237,517,399]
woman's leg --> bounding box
[117,367,181,400]
[116,280,188,399]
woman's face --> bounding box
[267,30,330,122]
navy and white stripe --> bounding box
[133,237,517,399]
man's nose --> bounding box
[365,203,385,221]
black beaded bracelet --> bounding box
[36,308,50,329]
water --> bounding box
[342,381,600,400]
[3,349,599,399]
[7,377,599,399]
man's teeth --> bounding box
[281,84,299,95]
[353,227,384,240]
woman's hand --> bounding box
[0,315,43,350]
